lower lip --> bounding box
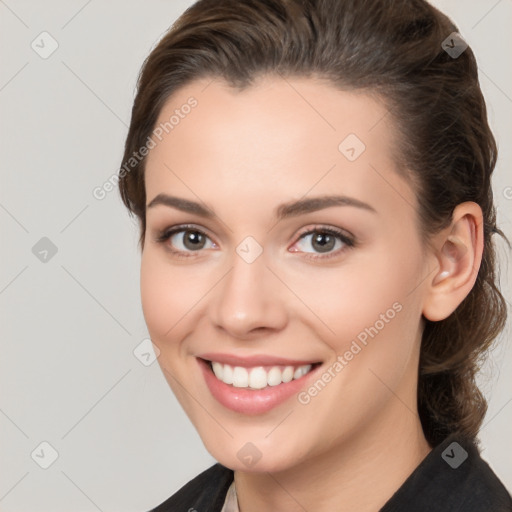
[197,358,321,415]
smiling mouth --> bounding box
[201,358,322,390]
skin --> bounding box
[140,75,483,512]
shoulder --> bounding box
[381,434,512,512]
[148,463,234,512]
[455,438,512,511]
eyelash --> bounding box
[153,223,356,261]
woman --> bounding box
[118,0,512,510]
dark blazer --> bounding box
[148,434,512,511]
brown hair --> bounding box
[118,0,508,447]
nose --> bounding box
[210,249,288,339]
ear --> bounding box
[422,202,484,322]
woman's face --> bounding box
[141,75,432,472]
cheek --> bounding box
[140,254,169,338]
[140,251,216,349]
[287,252,424,438]
[139,253,197,404]
[140,252,191,344]
[318,234,424,427]
[293,243,424,362]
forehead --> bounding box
[144,75,416,222]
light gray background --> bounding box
[0,1,510,511]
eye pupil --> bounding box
[184,230,205,250]
[312,232,335,253]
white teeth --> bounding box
[212,361,223,380]
[210,362,313,389]
[232,366,249,387]
[223,364,234,385]
[282,366,294,383]
[267,367,282,386]
[248,367,267,389]
[293,366,304,379]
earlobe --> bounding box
[422,203,483,322]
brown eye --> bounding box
[177,229,207,251]
[155,224,216,258]
[310,232,337,253]
[291,226,355,261]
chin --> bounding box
[203,437,307,474]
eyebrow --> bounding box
[146,193,377,220]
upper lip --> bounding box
[197,352,321,367]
